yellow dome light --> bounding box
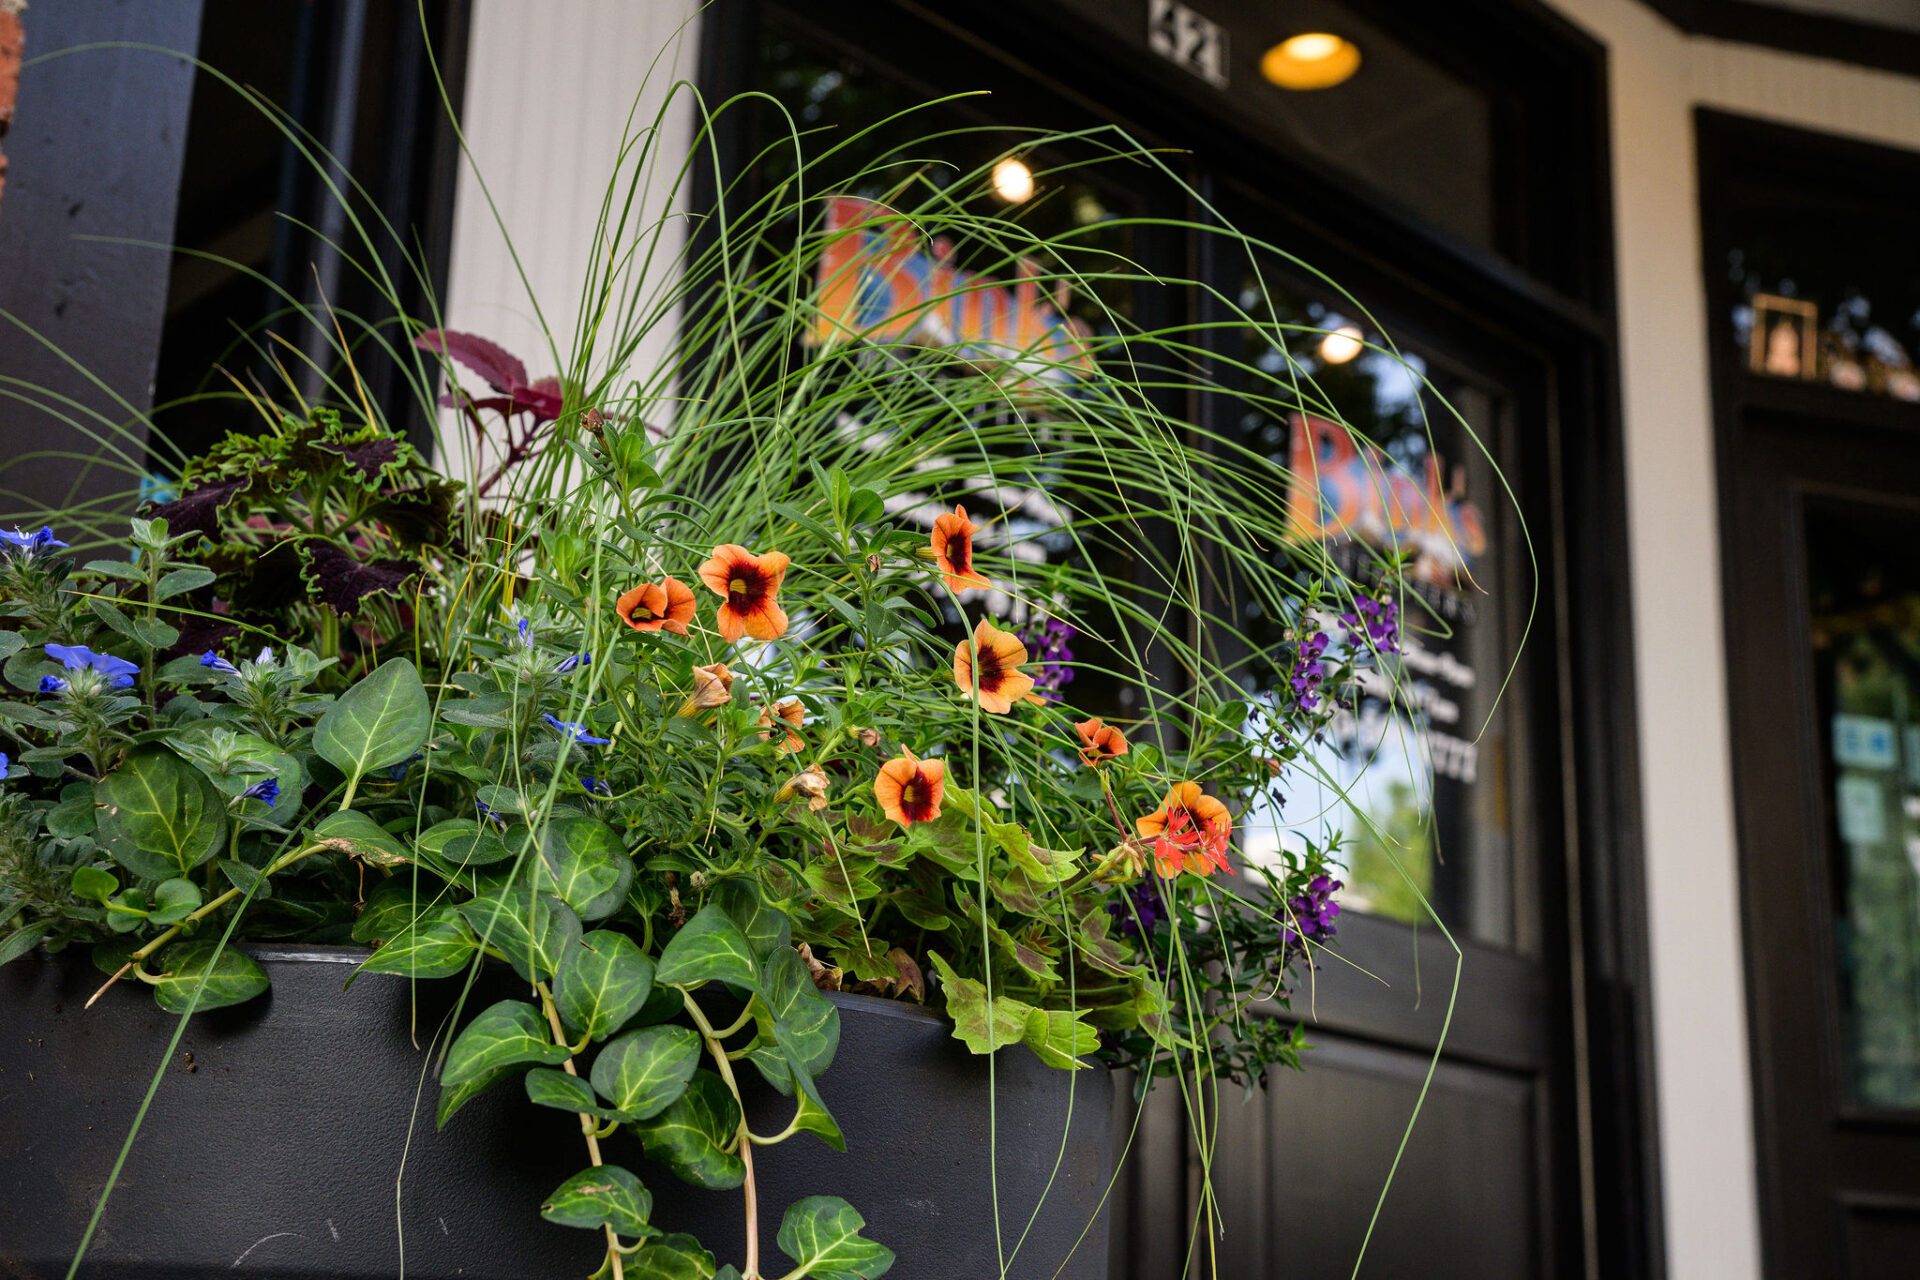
[991,157,1035,203]
[1318,324,1365,364]
[1261,33,1362,91]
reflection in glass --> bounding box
[1809,503,1920,1110]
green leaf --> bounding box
[459,885,581,983]
[0,920,52,966]
[539,816,634,921]
[154,566,216,601]
[713,878,790,960]
[0,630,24,660]
[631,1069,745,1189]
[439,999,569,1128]
[218,859,271,899]
[88,597,176,649]
[625,1232,717,1280]
[311,658,430,785]
[524,1067,625,1120]
[70,866,119,903]
[417,817,515,868]
[1020,1006,1099,1070]
[743,947,839,1095]
[780,1042,846,1152]
[540,1165,656,1239]
[147,877,203,926]
[556,929,655,1043]
[655,903,759,993]
[353,904,477,981]
[150,943,269,1013]
[95,747,227,880]
[311,809,409,867]
[589,1025,701,1121]
[927,952,1029,1055]
[775,1196,895,1280]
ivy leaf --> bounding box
[150,942,269,1013]
[311,809,410,868]
[556,929,655,1043]
[1020,1006,1099,1070]
[625,1232,717,1280]
[524,1067,626,1121]
[631,1070,745,1189]
[459,885,581,983]
[352,904,477,981]
[438,999,568,1128]
[743,946,839,1095]
[95,746,228,881]
[713,878,790,960]
[655,904,760,993]
[540,1165,656,1239]
[927,952,1029,1055]
[780,1042,846,1152]
[312,658,430,786]
[538,816,634,921]
[774,1196,895,1280]
[588,1025,702,1121]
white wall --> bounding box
[1546,3,1920,1278]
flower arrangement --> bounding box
[0,81,1467,1280]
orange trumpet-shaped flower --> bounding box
[1074,717,1129,767]
[874,750,946,828]
[698,544,791,642]
[1136,782,1234,878]
[929,505,990,592]
[678,661,736,716]
[952,619,1038,714]
[615,577,696,634]
[757,698,805,752]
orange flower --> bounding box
[678,661,735,716]
[698,544,790,642]
[1074,717,1129,767]
[929,505,990,592]
[952,619,1039,714]
[757,698,805,752]
[615,577,696,634]
[874,750,946,828]
[1135,782,1234,878]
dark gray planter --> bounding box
[0,947,1114,1279]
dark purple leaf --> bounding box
[415,329,528,396]
[302,543,420,616]
[165,615,240,663]
[313,437,401,478]
[145,478,248,542]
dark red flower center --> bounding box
[898,773,937,822]
[947,530,972,574]
[726,563,767,606]
[974,644,1007,690]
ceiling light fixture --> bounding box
[1318,324,1365,365]
[991,156,1035,203]
[1261,32,1362,91]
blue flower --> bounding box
[38,675,67,695]
[199,651,241,676]
[581,773,611,797]
[543,713,610,746]
[475,798,508,828]
[44,643,140,689]
[0,526,69,557]
[385,751,423,782]
[0,751,10,779]
[554,652,591,674]
[516,618,533,648]
[240,777,281,807]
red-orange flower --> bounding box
[874,750,946,828]
[757,698,805,752]
[1135,782,1234,878]
[1074,717,1129,767]
[929,505,990,592]
[952,619,1039,714]
[698,544,790,643]
[615,577,696,634]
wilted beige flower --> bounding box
[776,763,831,812]
[757,698,805,752]
[678,661,735,716]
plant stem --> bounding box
[681,990,759,1279]
[536,981,626,1280]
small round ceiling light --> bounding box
[1318,324,1365,364]
[991,156,1035,203]
[1261,33,1362,91]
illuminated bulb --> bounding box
[991,156,1035,203]
[1261,33,1362,90]
[1319,324,1364,364]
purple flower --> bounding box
[240,777,281,807]
[554,652,591,674]
[1340,592,1400,655]
[0,751,10,780]
[44,644,139,689]
[1109,878,1166,939]
[475,798,508,828]
[1289,631,1329,711]
[38,675,67,695]
[1281,873,1344,948]
[543,713,610,746]
[580,773,611,797]
[1020,617,1078,696]
[0,526,69,557]
[516,617,533,648]
[199,651,241,676]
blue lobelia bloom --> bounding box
[0,751,9,780]
[0,526,69,558]
[38,675,67,695]
[516,617,533,648]
[475,798,508,828]
[543,713,610,746]
[580,773,611,797]
[44,643,140,689]
[240,777,281,807]
[554,652,591,674]
[200,651,241,676]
